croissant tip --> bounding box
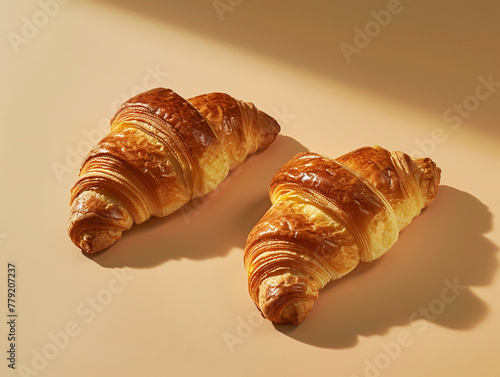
[71,229,121,254]
[80,234,96,254]
[257,275,319,325]
[413,156,441,207]
[279,299,315,325]
[256,109,281,148]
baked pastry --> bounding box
[68,88,280,253]
[244,146,441,324]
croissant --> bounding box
[68,88,280,254]
[244,146,441,324]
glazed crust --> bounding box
[68,88,280,253]
[244,146,441,324]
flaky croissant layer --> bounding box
[244,146,441,324]
[68,88,280,253]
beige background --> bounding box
[1,1,499,376]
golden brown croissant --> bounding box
[244,146,441,324]
[68,88,280,254]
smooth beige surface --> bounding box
[1,1,499,376]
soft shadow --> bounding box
[88,135,308,268]
[91,0,500,139]
[276,186,498,348]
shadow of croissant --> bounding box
[88,135,309,268]
[276,185,498,349]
